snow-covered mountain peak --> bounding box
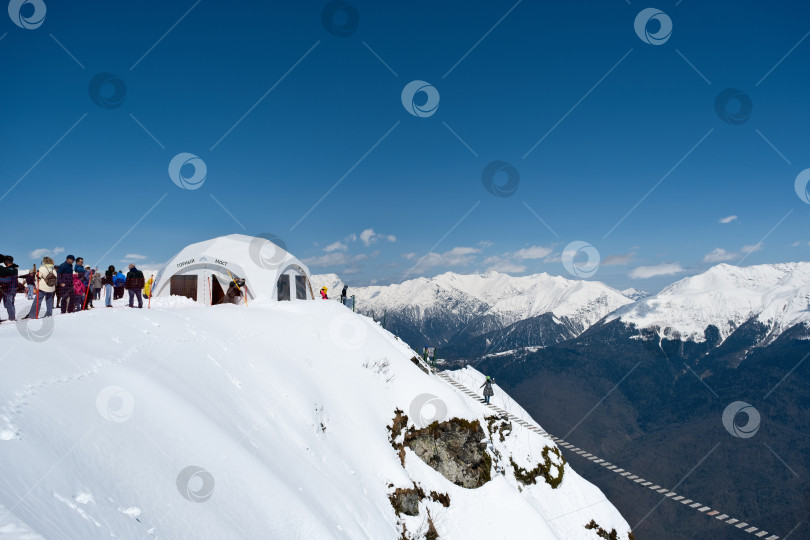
[316,271,633,327]
[608,262,810,342]
[620,288,649,301]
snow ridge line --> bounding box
[436,371,780,540]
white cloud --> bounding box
[483,256,527,274]
[407,246,480,270]
[446,247,478,256]
[124,253,147,260]
[324,241,348,253]
[359,229,375,246]
[303,252,351,267]
[719,215,738,224]
[513,245,552,260]
[741,242,763,255]
[359,228,396,247]
[602,252,634,266]
[629,263,684,279]
[29,247,65,259]
[701,242,764,265]
[702,248,735,263]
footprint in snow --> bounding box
[118,507,142,518]
[74,492,93,504]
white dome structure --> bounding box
[152,234,314,304]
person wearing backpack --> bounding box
[0,255,19,321]
[114,270,126,300]
[56,255,75,314]
[125,264,145,308]
[104,265,115,307]
[28,257,57,318]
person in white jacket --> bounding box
[28,257,57,318]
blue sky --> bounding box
[2,0,809,292]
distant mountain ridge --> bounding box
[313,262,810,360]
[604,262,810,347]
[312,270,634,358]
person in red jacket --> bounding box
[320,286,328,299]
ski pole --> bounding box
[34,278,39,320]
[82,270,93,311]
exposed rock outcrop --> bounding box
[403,419,491,489]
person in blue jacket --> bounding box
[113,270,126,300]
[56,255,75,314]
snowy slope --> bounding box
[606,262,810,343]
[0,299,631,539]
[313,271,633,337]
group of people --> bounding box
[0,253,154,321]
[319,285,349,302]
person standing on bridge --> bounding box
[480,376,495,404]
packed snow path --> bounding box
[436,371,781,540]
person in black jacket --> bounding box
[104,265,115,307]
[0,255,19,321]
[125,264,145,308]
[56,255,75,314]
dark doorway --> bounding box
[170,275,197,301]
[211,275,226,305]
[277,274,290,301]
[295,275,307,300]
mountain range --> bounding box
[315,262,810,363]
[314,270,634,360]
[314,262,810,539]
